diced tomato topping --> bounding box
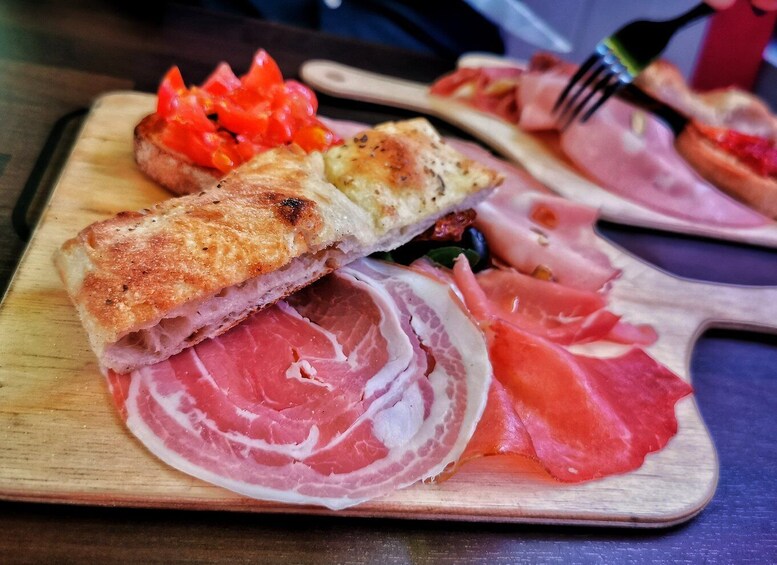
[292,123,341,153]
[241,49,284,92]
[173,93,217,133]
[156,66,186,118]
[216,100,270,140]
[160,120,218,167]
[202,62,241,97]
[284,80,318,118]
[152,49,340,171]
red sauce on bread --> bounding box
[695,123,777,178]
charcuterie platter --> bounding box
[300,59,777,248]
[2,92,777,526]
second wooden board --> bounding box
[300,60,777,249]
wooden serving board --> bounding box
[300,60,777,249]
[2,92,777,526]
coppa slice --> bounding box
[107,259,491,510]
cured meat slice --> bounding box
[430,66,523,123]
[474,188,620,291]
[558,92,768,228]
[430,59,769,227]
[474,268,656,346]
[516,69,768,228]
[107,259,491,510]
[460,319,692,482]
[427,138,623,294]
[450,258,692,482]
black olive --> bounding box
[386,239,437,265]
[376,225,491,271]
[461,227,490,272]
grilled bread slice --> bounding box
[676,122,777,219]
[134,113,223,196]
[56,118,502,373]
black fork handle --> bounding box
[668,3,715,29]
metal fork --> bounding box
[553,3,714,127]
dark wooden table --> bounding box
[1,1,776,562]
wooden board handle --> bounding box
[301,60,434,113]
[696,282,777,334]
[301,59,539,177]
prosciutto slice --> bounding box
[107,259,491,510]
[450,258,692,482]
[474,268,656,346]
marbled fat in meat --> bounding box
[107,259,491,509]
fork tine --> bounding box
[552,53,600,114]
[558,69,616,130]
[580,74,629,123]
[556,60,607,122]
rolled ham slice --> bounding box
[516,69,768,228]
[107,259,491,510]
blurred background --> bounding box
[187,0,777,105]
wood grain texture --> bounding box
[300,60,777,248]
[0,60,132,295]
[6,92,777,527]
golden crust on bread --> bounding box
[676,122,777,219]
[324,119,503,234]
[56,146,376,358]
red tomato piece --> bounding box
[160,121,218,168]
[265,107,294,145]
[284,80,318,119]
[217,100,270,141]
[241,49,284,92]
[202,62,241,97]
[156,66,186,118]
[292,123,341,152]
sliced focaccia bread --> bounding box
[56,118,502,373]
[324,119,498,237]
